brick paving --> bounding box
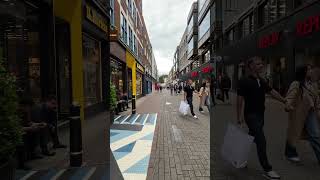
[211,93,320,180]
[142,90,210,180]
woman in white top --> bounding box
[199,79,211,113]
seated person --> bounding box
[17,97,47,170]
[31,95,66,156]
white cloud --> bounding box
[143,0,195,75]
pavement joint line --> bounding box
[50,169,67,180]
[131,114,141,124]
[120,115,131,124]
[20,171,37,180]
[142,114,149,125]
[82,167,97,180]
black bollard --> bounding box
[69,103,83,167]
[132,95,136,114]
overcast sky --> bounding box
[143,0,195,75]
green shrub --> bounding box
[0,59,22,164]
[109,82,117,111]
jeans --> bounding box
[186,97,195,116]
[245,113,272,171]
[286,111,320,163]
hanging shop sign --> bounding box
[85,5,108,34]
[296,14,320,37]
[191,71,198,77]
[258,31,281,49]
[136,63,144,73]
[201,66,213,73]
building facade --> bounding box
[110,0,157,100]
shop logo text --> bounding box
[296,15,320,36]
[258,32,280,49]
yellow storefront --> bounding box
[126,51,137,98]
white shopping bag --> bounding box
[179,101,189,115]
[221,122,254,168]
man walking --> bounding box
[184,79,198,119]
[237,57,286,179]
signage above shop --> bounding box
[296,14,320,37]
[258,32,281,49]
[202,66,213,73]
[136,63,144,72]
[191,71,198,77]
[85,5,108,34]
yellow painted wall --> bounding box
[54,0,85,120]
[126,51,136,96]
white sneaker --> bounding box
[287,156,301,163]
[263,170,281,179]
[193,115,198,119]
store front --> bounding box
[0,0,54,102]
[136,62,144,98]
[110,42,126,95]
[82,2,109,117]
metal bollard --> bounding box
[132,95,136,114]
[69,103,83,167]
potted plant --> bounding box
[109,82,117,124]
[0,59,23,179]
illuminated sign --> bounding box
[296,15,320,36]
[258,32,280,49]
[136,63,144,72]
[85,5,108,34]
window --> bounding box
[129,27,133,50]
[110,0,114,26]
[128,0,132,15]
[198,0,205,11]
[133,35,136,54]
[121,14,128,44]
[82,34,102,107]
[188,37,194,54]
[187,15,193,34]
[258,0,287,27]
[242,16,250,36]
[199,9,210,39]
[226,0,235,9]
[132,3,136,22]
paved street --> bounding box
[211,93,320,180]
[146,90,210,180]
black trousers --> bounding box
[245,113,272,172]
[186,97,195,116]
[222,89,230,101]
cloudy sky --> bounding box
[143,0,195,75]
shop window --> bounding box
[111,59,124,93]
[136,72,143,96]
[121,14,128,44]
[82,34,102,107]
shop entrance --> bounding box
[55,18,72,120]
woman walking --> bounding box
[199,80,210,113]
[284,65,320,164]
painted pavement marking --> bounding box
[82,167,96,180]
[19,171,37,180]
[50,169,66,180]
[120,115,131,124]
[142,114,149,125]
[131,114,141,124]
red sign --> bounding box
[258,32,280,49]
[296,15,320,36]
[191,71,198,77]
[202,66,213,73]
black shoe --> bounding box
[42,151,56,156]
[53,144,67,149]
[30,154,44,160]
[18,165,32,171]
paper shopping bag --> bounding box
[221,122,254,168]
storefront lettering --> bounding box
[191,71,198,77]
[201,66,213,73]
[86,5,108,34]
[296,15,320,36]
[136,63,144,72]
[258,32,280,49]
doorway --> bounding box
[55,18,72,121]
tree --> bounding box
[159,75,168,83]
